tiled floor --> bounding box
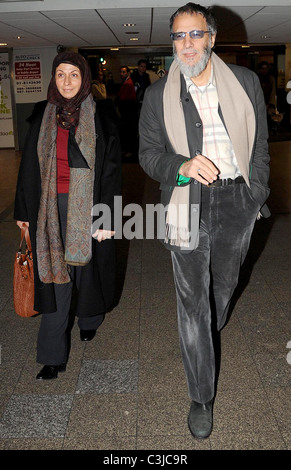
[0,139,290,451]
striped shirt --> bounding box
[185,71,241,179]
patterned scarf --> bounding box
[36,52,96,284]
[163,52,255,249]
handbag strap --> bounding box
[19,227,32,254]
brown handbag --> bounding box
[13,227,38,317]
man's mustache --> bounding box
[180,49,200,54]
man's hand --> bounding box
[92,229,115,243]
[179,154,219,186]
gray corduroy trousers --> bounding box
[171,182,260,404]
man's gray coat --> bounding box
[139,62,270,251]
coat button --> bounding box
[195,122,202,128]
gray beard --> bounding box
[173,43,212,78]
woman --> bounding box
[14,52,122,380]
[91,69,107,100]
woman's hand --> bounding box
[92,229,115,242]
[16,221,29,229]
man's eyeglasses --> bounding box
[170,30,211,41]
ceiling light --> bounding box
[261,35,271,39]
[123,23,136,27]
[110,48,119,51]
[0,43,8,46]
[130,38,139,41]
[17,36,21,40]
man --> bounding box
[258,61,279,130]
[116,66,138,157]
[131,59,151,107]
[258,61,276,111]
[118,65,136,102]
[139,3,270,440]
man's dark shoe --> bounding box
[36,363,66,380]
[188,399,213,439]
[80,329,96,342]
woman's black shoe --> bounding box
[80,329,96,342]
[36,363,66,380]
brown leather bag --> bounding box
[13,227,38,317]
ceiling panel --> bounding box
[44,10,120,46]
[44,10,99,19]
[150,7,175,45]
[1,3,291,48]
[99,8,153,46]
[243,9,291,43]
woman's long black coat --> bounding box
[14,99,122,317]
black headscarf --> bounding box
[47,51,92,129]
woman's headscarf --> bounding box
[47,51,92,128]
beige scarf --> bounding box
[36,95,96,284]
[163,52,255,249]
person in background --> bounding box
[258,61,276,112]
[139,3,270,439]
[116,65,138,158]
[91,68,107,100]
[131,59,151,109]
[258,61,279,130]
[14,52,122,380]
[147,67,160,85]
